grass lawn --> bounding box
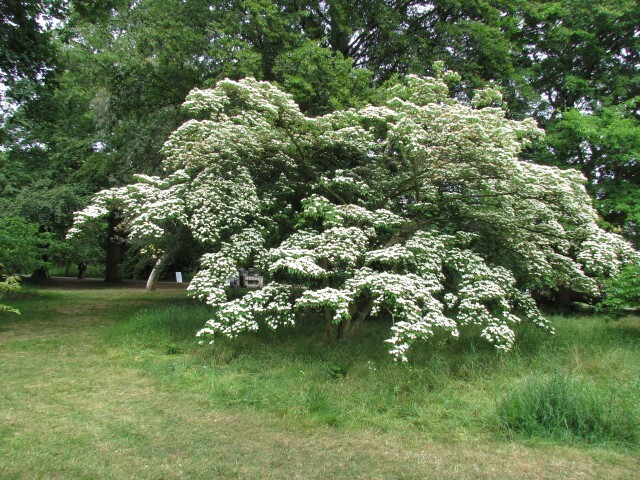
[1,283,639,479]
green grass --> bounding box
[104,300,640,445]
[1,285,639,479]
[496,372,638,444]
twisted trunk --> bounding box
[337,296,374,340]
[324,306,335,340]
[346,296,374,338]
[145,255,166,291]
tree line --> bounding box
[1,0,638,287]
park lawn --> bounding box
[0,284,638,479]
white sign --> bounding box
[175,272,183,283]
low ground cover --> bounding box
[1,284,638,479]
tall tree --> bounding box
[0,0,65,84]
[6,0,639,283]
[0,29,112,277]
[21,0,228,280]
[513,0,640,243]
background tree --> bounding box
[0,44,108,278]
[597,264,640,317]
[0,0,65,84]
[513,0,640,244]
[272,41,373,115]
[0,0,66,148]
[0,216,51,275]
[3,0,228,280]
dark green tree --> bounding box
[0,0,65,84]
[513,0,640,243]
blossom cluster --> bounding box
[196,284,295,341]
[68,171,189,246]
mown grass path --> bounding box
[1,285,638,479]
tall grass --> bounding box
[104,305,640,446]
[3,287,639,479]
[496,372,638,445]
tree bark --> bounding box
[336,296,374,340]
[145,255,166,291]
[345,296,374,339]
[319,258,335,340]
[30,266,48,281]
[337,314,351,340]
[105,212,122,283]
[324,307,335,340]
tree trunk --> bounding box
[337,296,373,340]
[145,255,166,291]
[319,258,335,340]
[324,306,335,340]
[105,212,122,283]
[346,297,374,339]
[337,314,351,340]
[30,266,49,282]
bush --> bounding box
[598,264,640,316]
[0,272,21,315]
[496,373,638,445]
[0,216,50,274]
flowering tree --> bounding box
[70,73,638,361]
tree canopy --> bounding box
[70,75,638,360]
[2,0,638,290]
[0,0,64,85]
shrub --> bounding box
[597,264,640,316]
[0,216,50,274]
[0,270,21,315]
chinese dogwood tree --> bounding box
[70,72,638,361]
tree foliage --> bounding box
[0,0,65,85]
[71,75,638,360]
[514,0,640,242]
[0,273,21,315]
[0,215,51,274]
[597,264,640,317]
[3,0,639,288]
